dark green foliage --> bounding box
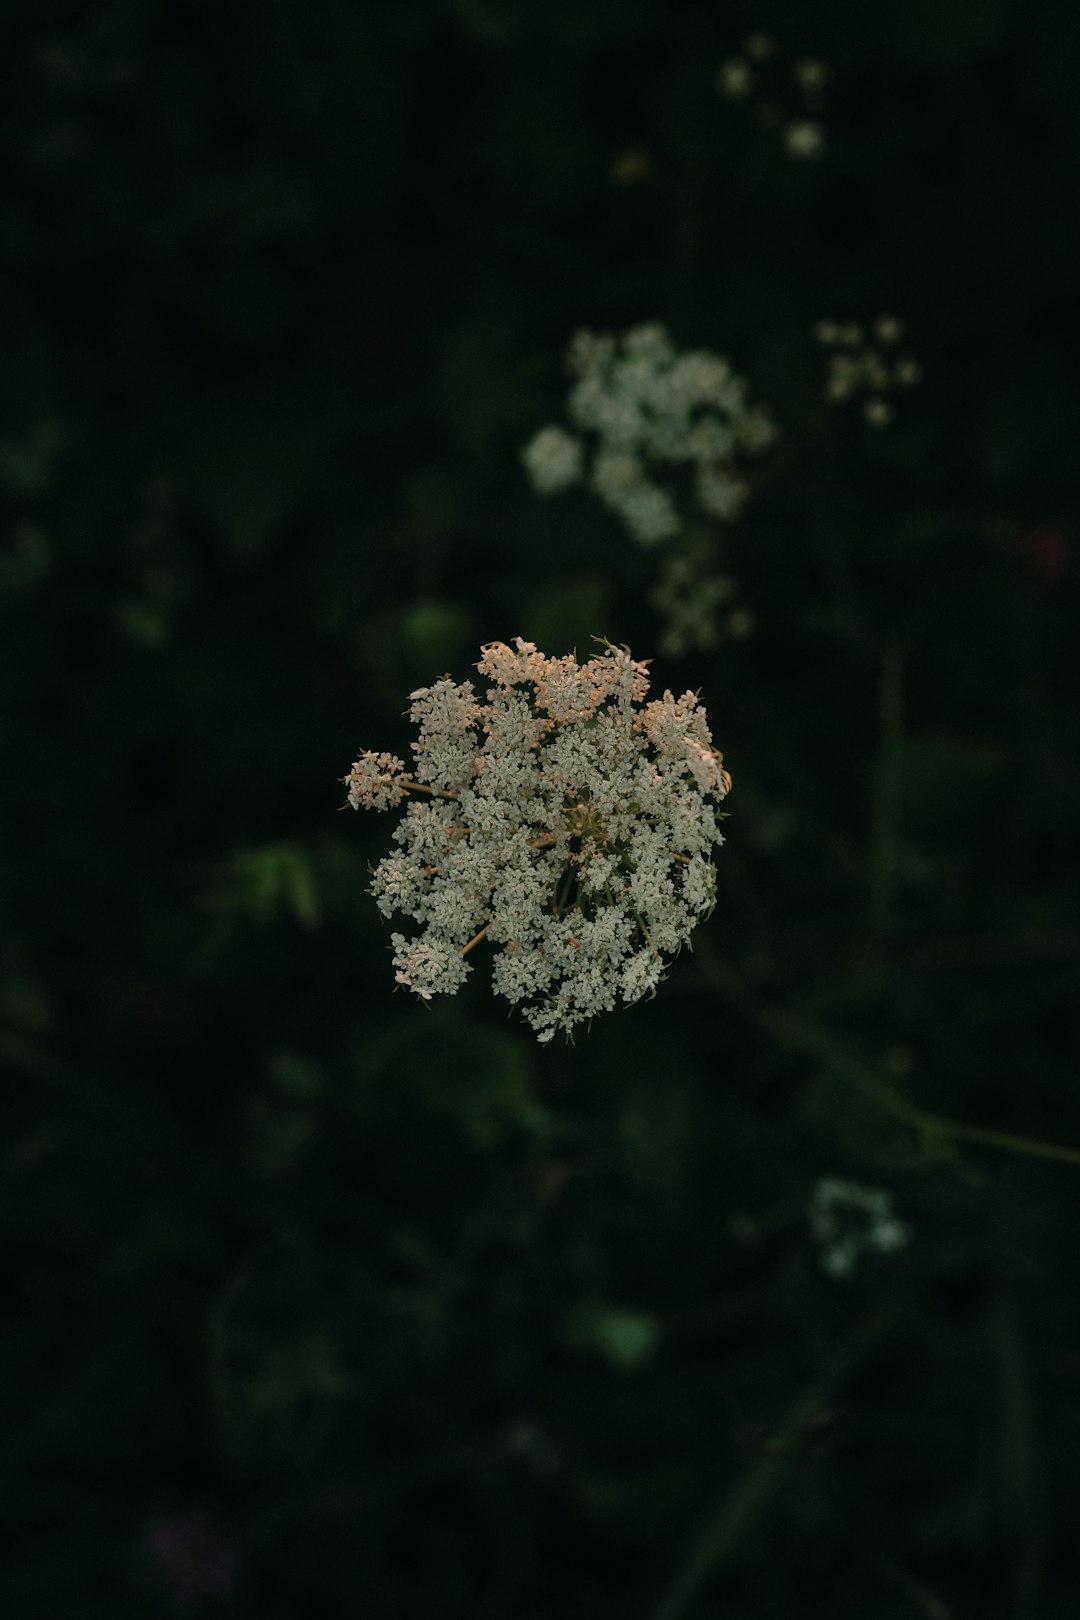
[2,1,1078,1615]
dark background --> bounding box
[3,1,1079,1615]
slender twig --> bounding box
[399,779,460,801]
[461,922,491,958]
[698,949,1080,1171]
[651,1302,897,1620]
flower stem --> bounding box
[461,922,491,957]
[400,779,460,801]
[700,948,1080,1172]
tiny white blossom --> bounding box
[785,119,825,159]
[344,751,408,812]
[522,425,584,494]
[816,315,922,422]
[874,314,904,344]
[717,57,753,98]
[808,1178,909,1280]
[343,639,732,1043]
[696,465,748,521]
[719,38,831,152]
[794,59,830,92]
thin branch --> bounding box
[698,950,1080,1172]
[461,922,491,958]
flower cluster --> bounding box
[717,35,831,162]
[814,316,922,426]
[522,323,777,545]
[650,550,754,658]
[808,1177,909,1279]
[343,639,732,1044]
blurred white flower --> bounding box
[718,38,831,154]
[785,119,825,159]
[651,554,737,657]
[521,425,584,494]
[794,59,830,93]
[815,315,922,422]
[808,1178,909,1279]
[717,58,753,98]
[874,314,904,344]
[523,322,776,544]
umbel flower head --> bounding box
[343,638,732,1044]
[522,323,777,545]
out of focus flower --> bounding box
[815,316,922,424]
[795,59,830,94]
[521,425,583,494]
[718,37,831,158]
[609,145,656,187]
[523,323,776,545]
[785,119,825,159]
[717,58,753,98]
[808,1178,908,1279]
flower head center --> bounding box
[563,799,607,849]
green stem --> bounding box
[701,953,1080,1172]
[651,1302,895,1620]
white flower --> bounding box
[794,59,830,92]
[344,639,732,1043]
[651,554,737,657]
[817,315,921,420]
[865,398,893,427]
[521,425,584,494]
[808,1178,909,1280]
[524,323,775,546]
[696,465,748,521]
[785,119,825,159]
[716,57,753,98]
[344,751,408,811]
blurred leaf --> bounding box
[561,1304,660,1370]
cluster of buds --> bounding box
[717,34,831,161]
[343,639,732,1044]
[814,316,922,426]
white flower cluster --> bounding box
[808,1177,909,1280]
[814,316,922,426]
[717,36,830,162]
[522,323,777,545]
[650,552,754,658]
[343,638,732,1044]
